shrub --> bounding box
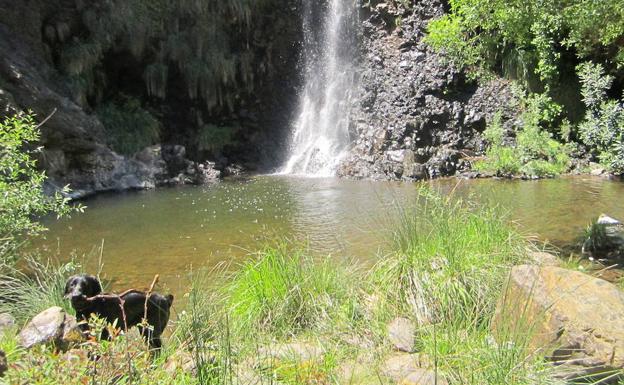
[0,112,78,250]
[96,96,161,155]
[577,62,624,174]
[1,327,194,385]
[475,97,570,177]
[426,0,624,83]
[197,124,238,155]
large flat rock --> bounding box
[493,265,624,380]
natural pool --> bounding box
[34,175,624,295]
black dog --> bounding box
[64,274,174,349]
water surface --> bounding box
[35,176,624,294]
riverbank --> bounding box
[3,187,624,384]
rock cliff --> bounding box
[0,0,302,198]
[0,0,524,196]
[339,0,520,180]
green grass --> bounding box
[221,242,361,338]
[368,187,555,385]
[0,256,82,324]
[371,187,526,324]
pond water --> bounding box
[34,175,624,296]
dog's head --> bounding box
[64,274,103,310]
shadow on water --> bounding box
[32,175,624,294]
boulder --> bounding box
[196,161,221,183]
[387,317,416,352]
[337,358,378,385]
[527,251,561,267]
[18,307,83,349]
[382,353,447,385]
[582,214,624,261]
[258,342,325,363]
[493,265,624,381]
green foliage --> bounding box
[1,328,195,385]
[475,97,570,177]
[426,0,624,83]
[577,62,624,174]
[97,96,161,155]
[222,243,360,337]
[0,113,77,246]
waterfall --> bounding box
[280,0,358,176]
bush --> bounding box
[474,108,570,177]
[0,112,78,250]
[96,96,161,155]
[426,0,624,83]
[1,327,194,385]
[197,124,238,155]
[577,62,624,174]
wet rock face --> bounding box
[0,0,303,197]
[339,0,520,181]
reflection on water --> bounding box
[33,176,624,293]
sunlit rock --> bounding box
[582,214,624,262]
[18,307,83,350]
[493,265,624,381]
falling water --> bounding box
[281,0,358,176]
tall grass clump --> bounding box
[0,256,83,323]
[222,243,361,338]
[370,187,554,384]
[169,269,237,384]
[373,186,527,325]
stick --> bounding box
[34,108,57,130]
[144,275,160,323]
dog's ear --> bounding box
[165,294,174,307]
[86,275,103,297]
